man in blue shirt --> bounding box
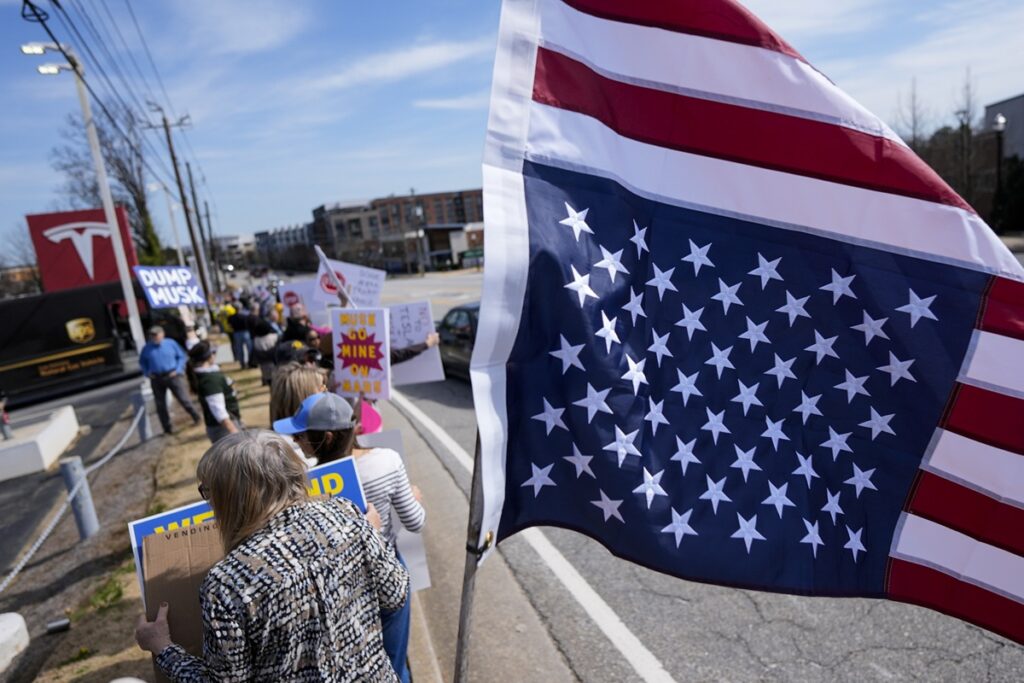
[139,325,201,434]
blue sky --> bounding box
[1,0,1022,254]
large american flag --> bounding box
[471,0,1024,644]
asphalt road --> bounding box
[0,377,140,574]
[389,271,1024,682]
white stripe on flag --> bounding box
[922,429,1024,507]
[525,102,1024,279]
[891,514,1024,604]
[536,0,901,141]
[961,330,1024,397]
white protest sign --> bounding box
[133,265,206,308]
[357,429,431,592]
[331,307,391,400]
[389,301,444,386]
[314,258,386,309]
[280,278,329,328]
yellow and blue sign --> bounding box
[128,457,364,591]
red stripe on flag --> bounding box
[979,277,1024,342]
[943,383,1024,455]
[533,48,973,212]
[888,558,1023,645]
[908,472,1024,556]
[562,0,805,62]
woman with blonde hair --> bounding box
[269,361,329,423]
[134,430,408,681]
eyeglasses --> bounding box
[198,483,209,500]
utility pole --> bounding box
[150,111,213,305]
[204,201,225,273]
[187,162,220,292]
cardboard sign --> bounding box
[389,301,445,386]
[133,266,206,308]
[332,307,391,400]
[128,457,365,602]
[357,429,432,592]
[25,206,138,292]
[313,258,386,309]
[143,522,223,682]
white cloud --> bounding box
[741,0,887,43]
[306,36,494,93]
[820,1,1024,128]
[414,91,491,110]
[175,0,311,55]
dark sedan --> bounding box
[437,301,479,378]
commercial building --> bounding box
[310,189,484,272]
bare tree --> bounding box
[50,105,165,264]
[895,77,929,154]
[0,223,42,297]
[953,67,978,204]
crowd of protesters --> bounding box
[135,285,431,681]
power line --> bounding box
[118,0,221,230]
[54,0,178,185]
[21,0,176,192]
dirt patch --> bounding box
[2,364,270,683]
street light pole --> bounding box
[994,113,1007,197]
[64,53,146,354]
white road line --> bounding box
[391,390,677,683]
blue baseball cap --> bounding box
[273,392,355,434]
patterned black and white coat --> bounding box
[157,498,409,682]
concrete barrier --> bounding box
[0,612,28,673]
[0,406,79,483]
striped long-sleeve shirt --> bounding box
[354,448,425,547]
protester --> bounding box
[0,390,13,440]
[188,341,243,444]
[252,309,283,386]
[391,332,441,365]
[134,430,409,681]
[139,325,201,435]
[274,392,424,683]
[183,324,201,351]
[281,303,313,343]
[269,362,328,423]
[227,306,253,369]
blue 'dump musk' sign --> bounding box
[132,265,206,308]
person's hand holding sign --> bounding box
[135,602,173,655]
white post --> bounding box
[72,63,146,354]
[162,186,185,266]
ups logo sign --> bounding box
[65,318,96,344]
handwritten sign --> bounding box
[127,457,365,596]
[314,258,386,309]
[389,301,444,386]
[132,266,206,308]
[332,307,391,400]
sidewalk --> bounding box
[7,359,268,682]
[377,399,577,682]
[4,362,574,681]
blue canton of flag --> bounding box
[498,162,988,596]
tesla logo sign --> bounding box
[43,221,111,280]
[26,207,139,293]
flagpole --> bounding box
[454,433,491,683]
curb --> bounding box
[408,594,444,683]
[0,613,29,674]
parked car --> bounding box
[437,301,479,378]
